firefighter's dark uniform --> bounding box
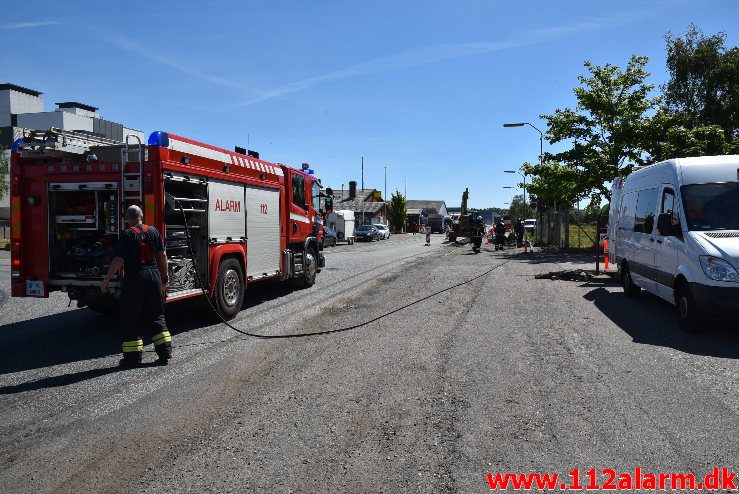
[113,224,172,364]
[494,221,506,250]
[514,220,524,245]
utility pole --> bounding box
[361,157,364,191]
[404,176,407,198]
[384,165,388,225]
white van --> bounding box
[608,155,739,331]
[326,210,355,244]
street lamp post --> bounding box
[503,122,544,166]
[504,121,545,242]
[504,171,527,217]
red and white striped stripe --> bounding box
[167,136,284,177]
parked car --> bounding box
[372,223,390,239]
[323,226,338,247]
[355,225,381,241]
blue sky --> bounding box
[2,0,738,208]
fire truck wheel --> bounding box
[297,246,318,288]
[214,258,245,320]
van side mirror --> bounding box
[657,213,681,236]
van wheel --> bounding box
[675,282,701,332]
[214,258,244,320]
[621,263,641,297]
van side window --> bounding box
[634,188,658,233]
[292,174,305,209]
[661,188,680,226]
[619,192,636,230]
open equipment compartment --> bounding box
[48,182,120,280]
[163,173,209,295]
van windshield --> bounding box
[681,183,739,231]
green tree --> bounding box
[387,190,407,233]
[507,194,530,221]
[540,55,660,203]
[522,162,586,212]
[663,24,739,138]
[645,109,738,161]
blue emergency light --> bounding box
[147,131,170,147]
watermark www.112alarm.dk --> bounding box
[485,467,737,491]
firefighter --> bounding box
[514,218,524,246]
[101,205,172,367]
[472,215,485,251]
[494,219,506,251]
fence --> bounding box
[532,210,596,249]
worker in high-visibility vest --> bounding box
[101,205,172,367]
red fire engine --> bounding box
[10,128,327,319]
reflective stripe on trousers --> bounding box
[122,338,144,353]
[151,331,172,347]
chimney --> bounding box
[349,180,357,199]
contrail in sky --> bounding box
[235,11,649,106]
[0,21,60,29]
[94,10,648,107]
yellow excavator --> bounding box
[448,188,484,251]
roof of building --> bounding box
[56,101,98,112]
[0,83,42,97]
[406,200,446,215]
[326,188,386,215]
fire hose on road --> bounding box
[177,203,509,340]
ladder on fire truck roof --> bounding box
[21,127,121,155]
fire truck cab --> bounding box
[10,128,326,319]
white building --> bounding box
[1,83,144,219]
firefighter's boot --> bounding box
[121,337,144,367]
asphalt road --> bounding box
[1,238,738,493]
